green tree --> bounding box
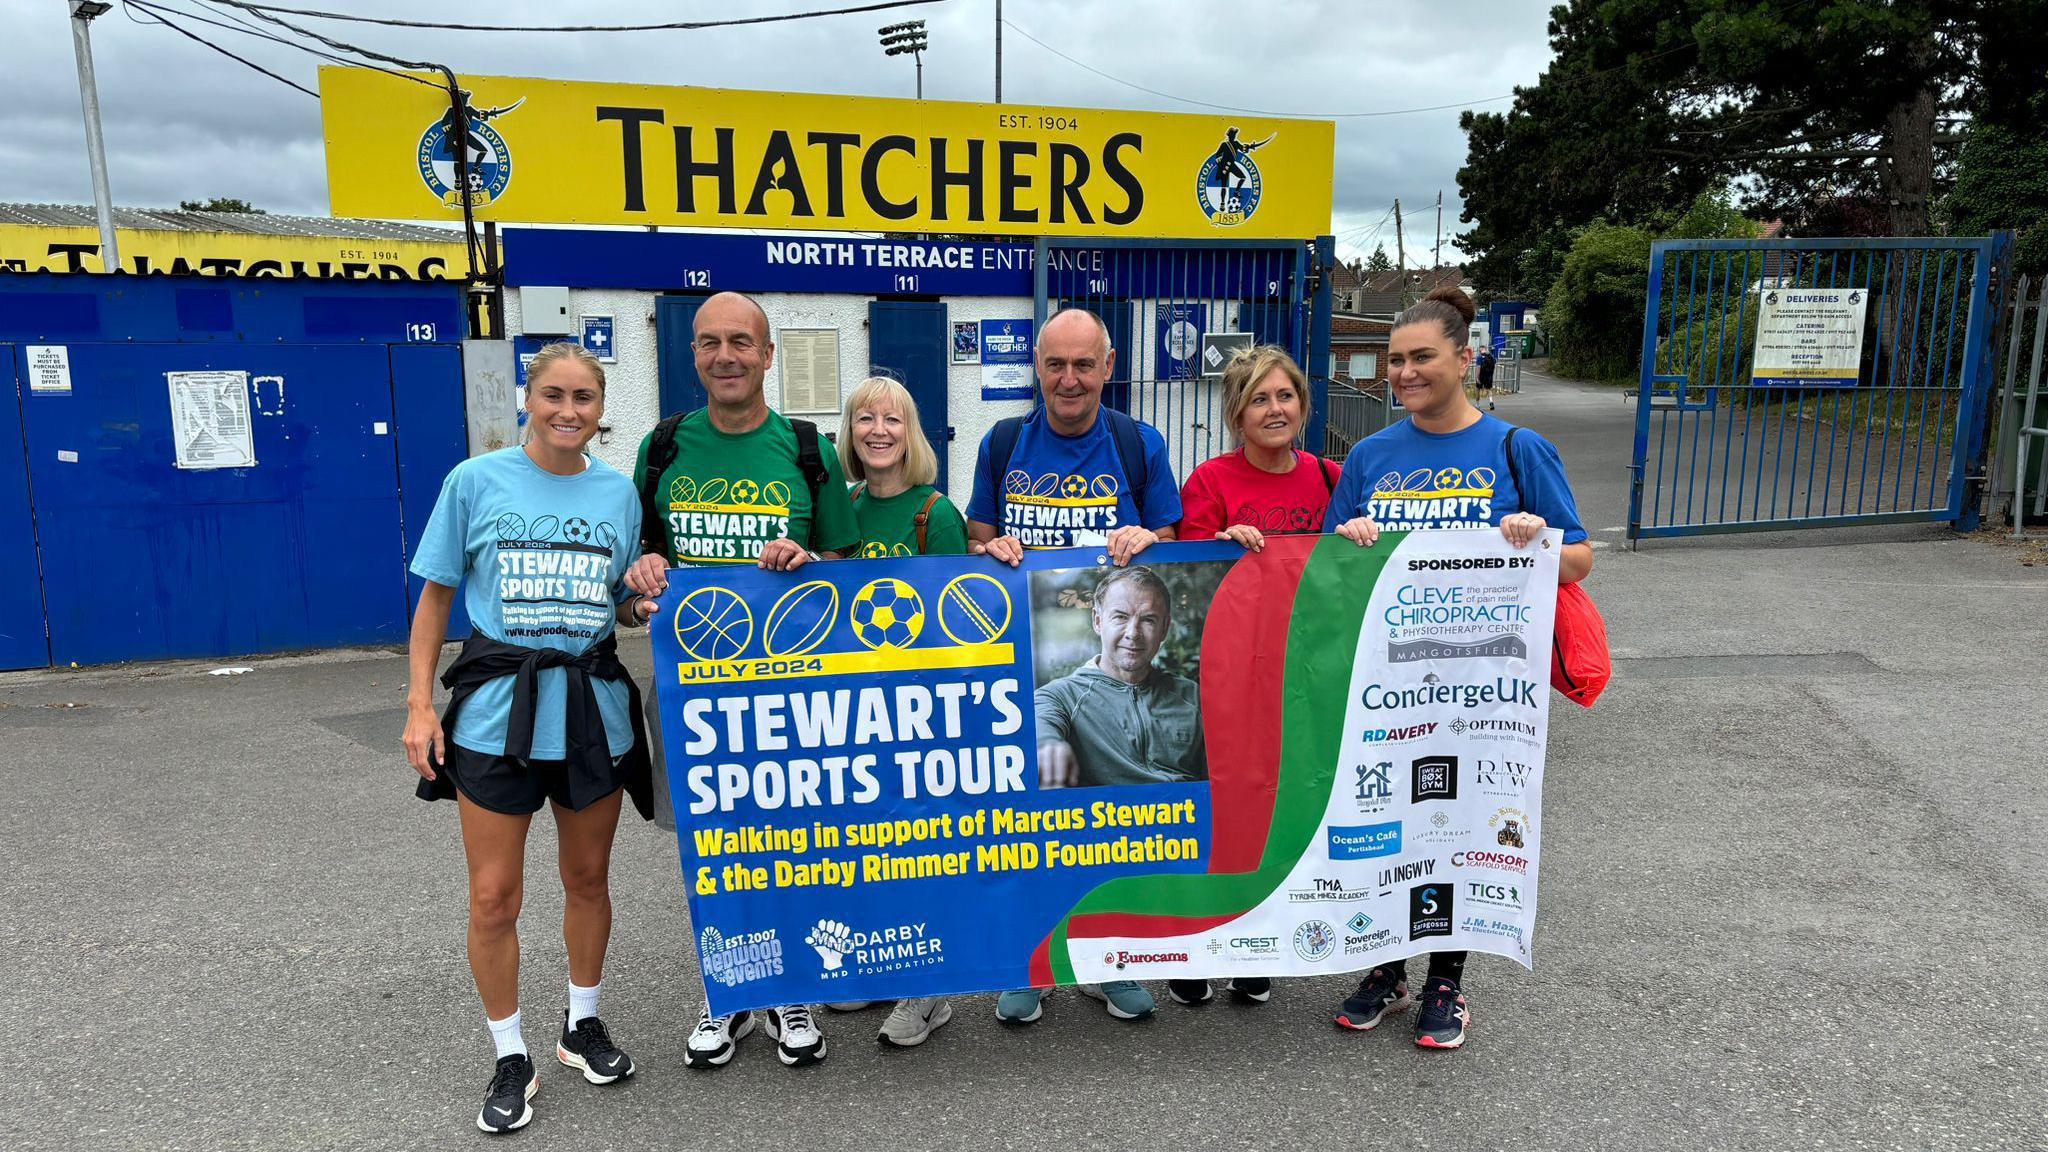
[1542,222,1654,382]
[1364,244,1393,273]
[177,198,265,213]
[1458,1,2047,298]
[1944,93,2048,274]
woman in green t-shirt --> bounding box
[838,376,969,560]
[822,376,964,1049]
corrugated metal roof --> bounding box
[0,203,463,243]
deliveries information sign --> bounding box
[318,67,1334,240]
[650,531,1559,1014]
[1750,287,1870,387]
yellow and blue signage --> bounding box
[321,67,1335,239]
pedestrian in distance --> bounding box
[964,306,1182,1024]
[819,374,964,1048]
[402,342,653,1134]
[621,291,861,1069]
[1321,284,1593,1051]
[1476,346,1499,411]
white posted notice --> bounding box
[26,346,71,393]
[1750,287,1869,387]
[777,328,841,415]
[166,370,257,469]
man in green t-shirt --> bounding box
[621,291,857,1072]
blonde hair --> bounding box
[1219,345,1309,445]
[839,376,938,487]
[525,341,607,392]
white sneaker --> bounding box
[764,1004,828,1066]
[684,1004,754,1068]
[878,997,953,1047]
[823,1001,875,1012]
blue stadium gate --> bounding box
[1628,236,2009,541]
[1033,237,1333,481]
[0,274,469,669]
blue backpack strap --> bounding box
[1101,408,1150,515]
[988,415,1026,531]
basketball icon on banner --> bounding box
[674,587,753,662]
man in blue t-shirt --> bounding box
[966,308,1182,568]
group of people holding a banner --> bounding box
[401,284,1590,1133]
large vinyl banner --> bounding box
[652,531,1558,1015]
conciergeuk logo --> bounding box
[416,93,521,209]
[1195,127,1272,226]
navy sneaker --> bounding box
[1334,966,1411,1031]
[1225,977,1272,1004]
[1413,976,1470,1050]
[476,1053,536,1134]
[556,1011,635,1084]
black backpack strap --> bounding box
[638,412,687,558]
[1502,425,1526,507]
[788,418,831,549]
[1102,408,1150,514]
[1314,451,1339,495]
[987,415,1026,531]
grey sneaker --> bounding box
[1079,981,1155,1020]
[994,988,1045,1024]
[878,997,953,1047]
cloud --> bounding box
[1,0,1551,261]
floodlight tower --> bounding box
[878,20,929,99]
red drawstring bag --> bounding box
[1550,581,1609,707]
[1503,425,1611,707]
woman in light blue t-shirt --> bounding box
[1322,285,1593,1053]
[402,343,656,1134]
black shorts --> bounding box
[442,743,626,816]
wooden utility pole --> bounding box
[1392,198,1408,307]
[1433,190,1443,273]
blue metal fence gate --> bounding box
[1032,237,1330,484]
[1628,236,2009,541]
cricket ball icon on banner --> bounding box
[417,93,522,209]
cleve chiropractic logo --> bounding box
[1383,579,1533,664]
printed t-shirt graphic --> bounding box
[634,409,860,564]
[966,410,1181,547]
[1322,413,1587,542]
[410,446,642,758]
[1178,448,1336,539]
[852,484,969,557]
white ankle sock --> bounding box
[487,1010,526,1059]
[568,980,601,1027]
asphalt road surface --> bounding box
[3,372,2043,1151]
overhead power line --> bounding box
[120,1,316,96]
[212,0,950,33]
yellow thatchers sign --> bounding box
[318,67,1334,239]
[0,224,470,280]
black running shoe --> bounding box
[557,1010,635,1084]
[1167,979,1213,1006]
[476,1054,536,1134]
[1414,976,1470,1050]
[1226,977,1272,1004]
[1334,966,1411,1031]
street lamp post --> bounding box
[878,20,928,100]
[69,0,119,271]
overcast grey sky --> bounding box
[0,0,1555,264]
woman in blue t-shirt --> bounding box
[1321,285,1593,1051]
[402,343,656,1133]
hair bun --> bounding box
[1424,283,1476,327]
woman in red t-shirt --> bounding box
[1178,345,1340,552]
